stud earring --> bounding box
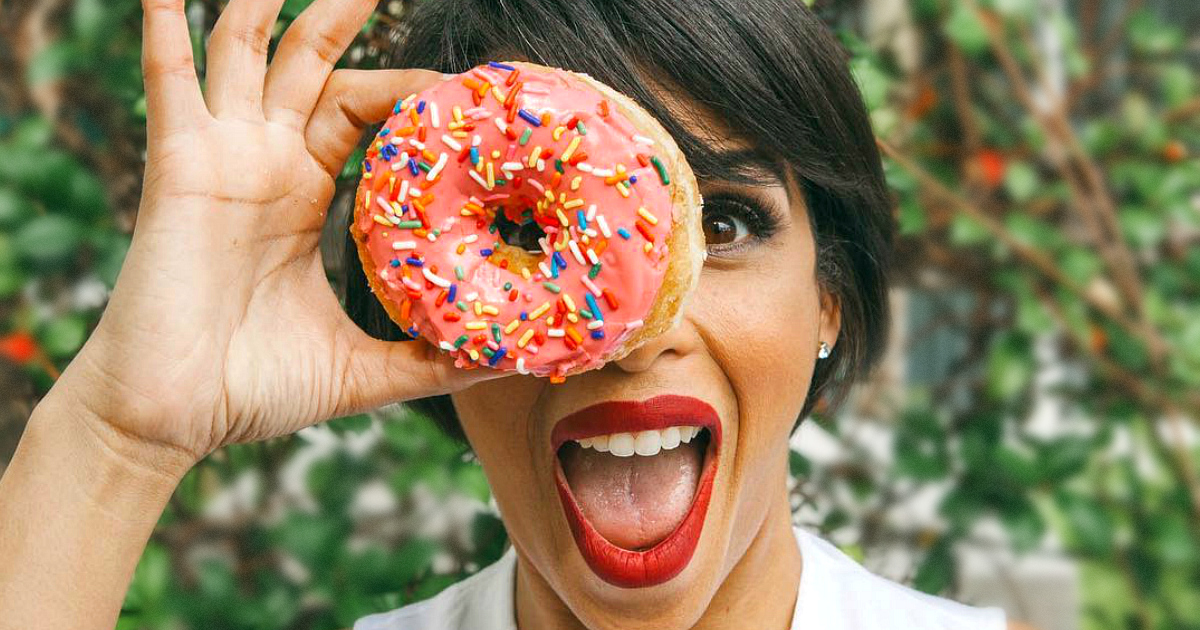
[817,341,830,359]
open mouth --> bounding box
[551,394,721,588]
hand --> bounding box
[50,0,501,473]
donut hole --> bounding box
[493,209,547,254]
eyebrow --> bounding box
[690,147,786,187]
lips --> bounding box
[551,394,721,588]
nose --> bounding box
[610,314,702,373]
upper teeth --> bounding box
[575,426,704,457]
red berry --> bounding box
[0,332,39,364]
[976,149,1007,188]
[1164,140,1188,163]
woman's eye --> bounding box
[703,212,749,246]
[700,193,781,254]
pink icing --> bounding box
[353,63,674,378]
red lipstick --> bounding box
[551,394,721,588]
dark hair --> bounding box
[344,0,894,442]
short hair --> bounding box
[344,0,895,442]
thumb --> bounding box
[331,320,512,418]
[304,68,448,179]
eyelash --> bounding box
[701,191,783,253]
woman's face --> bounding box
[451,94,840,628]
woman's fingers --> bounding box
[304,69,445,178]
[204,0,287,119]
[140,0,207,136]
[332,323,511,419]
[261,0,377,129]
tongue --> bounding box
[558,440,704,550]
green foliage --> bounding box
[803,2,1200,625]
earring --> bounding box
[817,341,830,359]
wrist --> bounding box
[1,387,187,628]
[33,382,198,485]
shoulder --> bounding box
[351,548,518,630]
[793,527,1008,630]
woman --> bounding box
[0,0,1033,628]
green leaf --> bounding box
[1005,213,1062,250]
[1161,63,1197,109]
[949,213,991,246]
[1119,206,1164,249]
[958,409,1003,471]
[913,536,955,594]
[1126,544,1161,593]
[126,542,171,610]
[1081,120,1122,155]
[471,512,509,565]
[40,314,87,358]
[823,507,851,531]
[0,188,36,228]
[1038,437,1092,482]
[898,198,927,235]
[1128,9,1183,55]
[996,271,1054,333]
[61,167,109,218]
[988,0,1034,18]
[94,232,131,288]
[412,573,461,601]
[1150,515,1198,566]
[911,0,941,21]
[1059,247,1103,286]
[0,147,105,219]
[8,117,54,150]
[1054,490,1114,557]
[1103,322,1149,372]
[341,145,367,181]
[995,446,1040,486]
[281,0,317,19]
[944,3,990,56]
[455,465,491,503]
[986,332,1033,402]
[195,557,238,601]
[14,214,83,267]
[788,450,812,477]
[393,538,438,584]
[273,513,346,568]
[0,263,24,298]
[1000,495,1045,553]
[1004,161,1039,203]
[73,0,109,43]
[326,413,373,435]
[894,409,950,480]
[850,57,890,112]
[26,41,79,85]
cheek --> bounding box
[451,380,546,508]
[694,241,818,420]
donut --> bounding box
[350,61,702,380]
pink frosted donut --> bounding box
[351,61,702,379]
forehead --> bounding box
[644,77,787,187]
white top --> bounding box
[354,526,1008,630]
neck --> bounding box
[692,485,802,630]
[515,475,802,630]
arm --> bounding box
[0,393,189,628]
[0,0,499,626]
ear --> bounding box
[818,287,841,351]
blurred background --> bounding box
[1,0,1198,628]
